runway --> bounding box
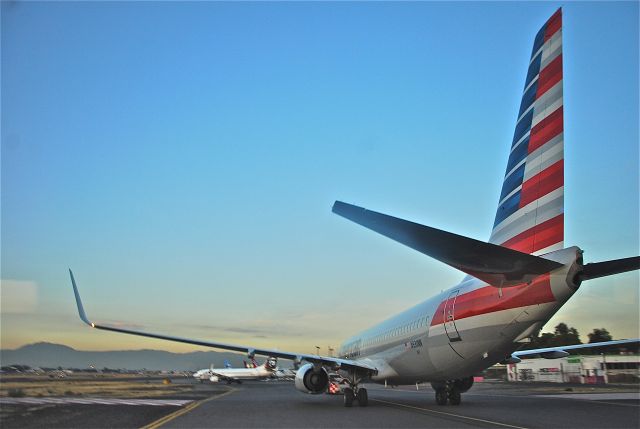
[2,381,638,428]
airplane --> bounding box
[69,8,639,408]
[193,365,215,382]
[193,357,278,384]
[193,359,232,382]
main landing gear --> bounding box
[432,377,473,406]
[434,385,461,405]
[343,386,368,407]
[342,369,369,407]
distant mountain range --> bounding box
[0,342,258,371]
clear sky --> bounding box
[2,2,638,355]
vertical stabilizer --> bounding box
[490,9,564,256]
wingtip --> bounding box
[69,269,92,327]
[332,200,357,215]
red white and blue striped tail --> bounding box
[489,9,564,256]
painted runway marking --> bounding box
[372,398,530,429]
[140,387,237,429]
[0,397,193,406]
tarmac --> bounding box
[1,380,638,428]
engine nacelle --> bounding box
[294,363,329,394]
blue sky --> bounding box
[2,2,638,354]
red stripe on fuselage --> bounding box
[544,9,562,42]
[529,106,563,154]
[430,274,555,326]
[519,159,564,208]
[536,54,562,98]
[499,214,564,254]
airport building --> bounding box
[506,354,640,384]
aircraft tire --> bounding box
[435,388,448,406]
[357,388,368,407]
[343,388,354,407]
[448,389,461,406]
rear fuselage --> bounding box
[338,246,582,384]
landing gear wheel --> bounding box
[343,388,354,407]
[448,389,461,406]
[357,388,368,407]
[435,388,448,406]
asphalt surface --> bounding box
[2,381,638,428]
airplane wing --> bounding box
[69,270,377,375]
[332,201,563,287]
[506,338,640,362]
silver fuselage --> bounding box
[338,247,581,384]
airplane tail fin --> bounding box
[264,357,278,370]
[490,9,564,255]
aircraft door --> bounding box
[443,290,462,342]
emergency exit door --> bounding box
[444,290,462,342]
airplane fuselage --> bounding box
[207,366,274,381]
[338,247,582,384]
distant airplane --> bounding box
[69,8,639,408]
[199,357,278,384]
[193,359,232,382]
[193,358,276,383]
[193,365,215,382]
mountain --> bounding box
[0,342,256,371]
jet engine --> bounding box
[294,363,329,394]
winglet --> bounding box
[69,269,93,327]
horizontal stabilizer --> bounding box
[332,201,563,287]
[512,338,640,359]
[578,256,640,282]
